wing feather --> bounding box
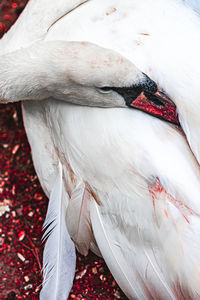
[90,192,176,300]
[40,162,76,300]
[90,200,143,300]
[66,181,93,256]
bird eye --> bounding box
[98,87,113,94]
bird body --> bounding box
[45,0,200,164]
[2,0,200,162]
[1,0,200,299]
[44,100,200,299]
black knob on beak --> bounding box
[140,73,158,94]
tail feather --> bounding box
[90,200,176,300]
[90,200,142,300]
[40,162,76,300]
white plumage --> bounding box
[46,102,200,299]
[41,162,76,300]
[1,0,200,299]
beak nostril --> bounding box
[144,91,165,107]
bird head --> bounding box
[0,40,175,118]
[46,41,174,111]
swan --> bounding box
[3,0,200,164]
[1,0,200,299]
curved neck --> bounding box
[0,41,88,104]
[0,0,90,102]
[0,47,50,102]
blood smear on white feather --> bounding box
[106,7,117,16]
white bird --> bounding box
[1,0,200,299]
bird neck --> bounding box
[0,41,76,103]
[0,41,89,104]
[0,44,57,103]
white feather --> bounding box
[54,104,200,298]
[66,180,93,256]
[1,0,89,53]
[90,196,176,300]
[90,200,141,300]
[2,0,200,298]
[40,162,76,300]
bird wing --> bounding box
[46,103,200,299]
[90,177,200,300]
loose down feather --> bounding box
[66,180,93,256]
[40,162,76,300]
